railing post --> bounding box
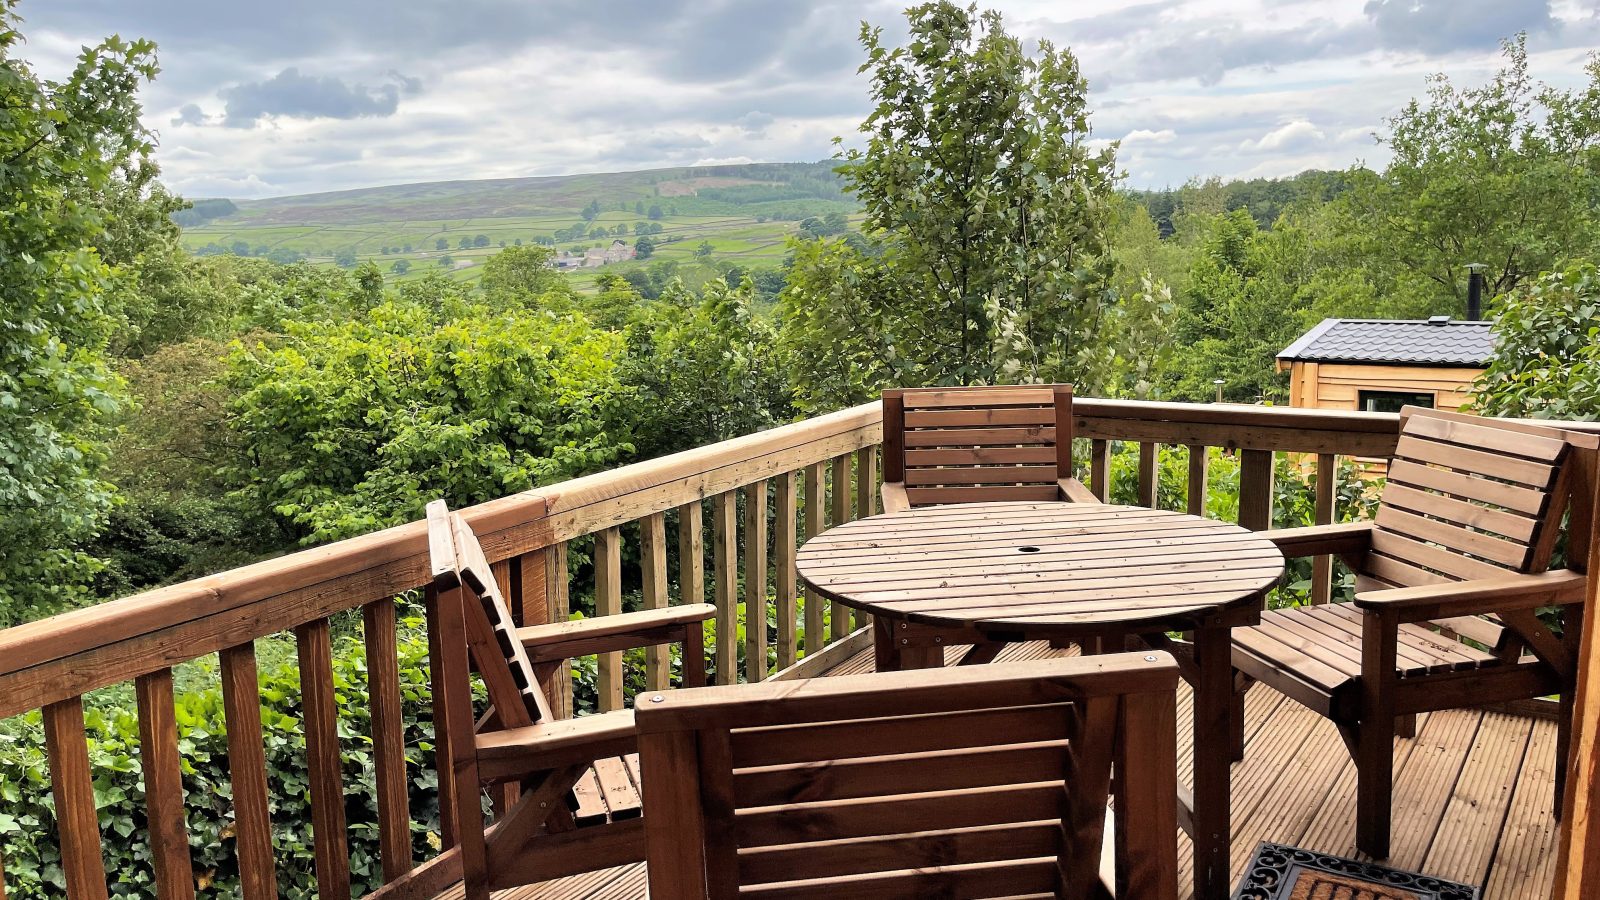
[773,472,799,669]
[1187,444,1208,517]
[43,696,108,900]
[1312,453,1337,604]
[677,502,706,688]
[830,454,853,637]
[294,618,351,900]
[361,598,413,881]
[135,669,195,900]
[1091,439,1111,502]
[542,542,572,717]
[423,585,457,849]
[713,491,739,684]
[1137,442,1159,509]
[596,526,624,711]
[1239,449,1275,532]
[219,642,278,900]
[642,512,671,690]
[744,481,770,682]
[803,463,826,654]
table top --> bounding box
[796,502,1285,636]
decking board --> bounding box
[452,641,1558,900]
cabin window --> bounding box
[1358,390,1435,414]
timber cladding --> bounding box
[1285,360,1484,413]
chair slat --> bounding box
[904,406,1055,428]
[1402,412,1570,462]
[905,446,1058,467]
[1395,435,1557,488]
[593,757,643,820]
[900,387,1057,408]
[740,858,1060,900]
[1369,531,1512,582]
[737,821,1061,885]
[905,484,1060,505]
[903,465,1058,486]
[734,741,1069,807]
[1387,459,1549,515]
[731,705,1074,767]
[1375,505,1532,568]
[903,426,1056,448]
[1381,482,1539,543]
[737,782,1067,847]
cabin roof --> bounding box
[1277,318,1496,367]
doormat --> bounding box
[1233,842,1480,900]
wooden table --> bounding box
[796,502,1285,900]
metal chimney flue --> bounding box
[1464,262,1487,320]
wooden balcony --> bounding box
[0,398,1591,900]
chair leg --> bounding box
[1396,713,1416,740]
[1230,673,1253,763]
[1557,687,1574,820]
[1355,715,1395,859]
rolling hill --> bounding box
[178,162,858,286]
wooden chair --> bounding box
[425,500,716,899]
[881,384,1097,512]
[637,651,1180,900]
[1230,407,1597,859]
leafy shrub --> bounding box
[0,615,443,899]
[1474,262,1600,421]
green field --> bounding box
[179,162,858,287]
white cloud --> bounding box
[1239,120,1327,153]
[1121,128,1178,145]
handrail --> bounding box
[0,402,881,719]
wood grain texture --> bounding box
[744,482,769,682]
[803,463,826,656]
[135,669,195,900]
[773,472,798,669]
[362,599,413,882]
[712,491,738,685]
[596,527,624,712]
[43,697,108,900]
[295,618,351,900]
[830,454,852,639]
[219,642,278,900]
[543,542,572,718]
[640,513,670,691]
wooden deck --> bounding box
[439,641,1560,900]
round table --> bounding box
[795,501,1286,900]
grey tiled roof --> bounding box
[1277,318,1495,367]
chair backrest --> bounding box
[427,499,553,727]
[1368,407,1599,591]
[636,651,1179,900]
[882,384,1076,507]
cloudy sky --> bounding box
[17,0,1600,199]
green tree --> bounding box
[335,249,358,268]
[1342,36,1600,312]
[473,234,490,248]
[391,259,411,275]
[225,301,637,543]
[439,254,455,267]
[695,240,714,257]
[782,2,1118,407]
[436,238,448,251]
[635,236,656,259]
[581,199,602,221]
[635,200,646,215]
[647,204,664,220]
[1473,263,1600,420]
[0,8,157,624]
[479,244,570,307]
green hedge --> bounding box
[0,613,444,899]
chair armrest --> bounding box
[1058,477,1099,504]
[1261,522,1372,559]
[518,604,715,664]
[1353,569,1587,623]
[475,711,639,782]
[881,481,911,513]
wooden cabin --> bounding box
[1277,317,1494,413]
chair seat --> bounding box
[570,753,644,827]
[1232,604,1498,717]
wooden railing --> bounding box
[1,396,1592,899]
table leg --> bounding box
[1191,620,1233,900]
[872,616,903,672]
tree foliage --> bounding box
[1473,263,1600,421]
[0,7,157,625]
[782,1,1117,409]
